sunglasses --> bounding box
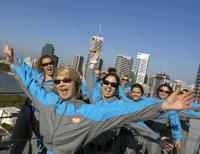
[159,89,170,94]
[42,61,54,67]
[54,78,72,85]
[103,80,118,88]
[122,78,129,81]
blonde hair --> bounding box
[36,55,54,72]
[53,66,82,94]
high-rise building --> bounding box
[97,58,104,70]
[84,36,104,79]
[194,64,200,103]
[134,52,150,85]
[41,43,59,67]
[115,55,133,79]
[41,43,54,56]
[72,55,84,76]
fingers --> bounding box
[184,105,194,111]
[162,143,173,151]
[171,88,180,97]
[2,43,9,53]
[182,91,195,101]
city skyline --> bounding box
[0,0,200,84]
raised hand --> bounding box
[3,43,9,54]
[2,43,14,67]
[91,50,100,61]
[89,50,100,69]
[160,136,173,151]
[162,88,195,111]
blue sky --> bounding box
[0,0,199,84]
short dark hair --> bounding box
[102,73,120,89]
[157,84,173,98]
[107,67,116,74]
[131,83,144,95]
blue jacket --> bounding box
[180,102,200,119]
[15,55,54,88]
[118,85,131,99]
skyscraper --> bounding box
[84,36,104,79]
[41,43,54,56]
[97,58,104,70]
[194,64,200,103]
[134,52,150,85]
[72,55,84,76]
[115,55,133,79]
[41,43,59,67]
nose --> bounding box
[59,80,65,86]
[108,83,112,88]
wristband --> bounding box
[90,60,97,64]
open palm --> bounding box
[162,88,195,111]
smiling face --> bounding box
[42,57,54,76]
[54,75,77,101]
[158,86,170,99]
[131,87,142,101]
[102,75,118,99]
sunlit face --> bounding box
[102,75,117,99]
[131,87,142,101]
[42,57,54,76]
[54,75,76,101]
[95,70,101,81]
[158,86,170,99]
[122,76,129,86]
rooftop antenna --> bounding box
[98,24,102,36]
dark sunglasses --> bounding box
[159,89,170,94]
[54,78,72,85]
[42,61,54,67]
[122,78,129,81]
[103,80,118,88]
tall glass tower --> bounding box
[134,52,150,85]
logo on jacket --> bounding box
[72,117,80,123]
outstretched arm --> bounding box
[86,51,101,103]
[3,43,41,79]
[11,64,61,109]
[180,110,200,119]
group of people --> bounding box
[1,44,199,154]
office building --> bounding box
[194,64,200,103]
[134,52,150,85]
[72,55,84,76]
[115,55,133,79]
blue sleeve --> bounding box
[91,83,103,102]
[191,102,200,108]
[118,85,129,99]
[181,110,200,117]
[169,112,183,141]
[81,81,89,96]
[15,55,41,79]
[12,64,61,107]
[78,99,164,122]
